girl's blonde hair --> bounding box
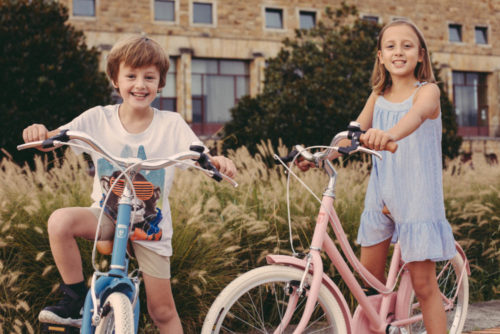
[106,36,170,89]
[371,20,435,95]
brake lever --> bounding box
[356,146,382,160]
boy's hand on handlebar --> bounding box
[22,124,57,152]
[23,124,49,143]
[210,156,236,178]
[361,128,396,152]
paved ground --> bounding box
[463,300,500,333]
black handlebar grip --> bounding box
[41,129,70,149]
[190,144,223,182]
[275,149,299,164]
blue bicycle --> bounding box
[18,130,236,333]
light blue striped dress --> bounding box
[357,82,457,263]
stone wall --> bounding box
[58,0,500,150]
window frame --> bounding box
[448,23,463,43]
[263,6,285,31]
[474,26,488,45]
[361,14,380,25]
[153,57,178,112]
[153,0,178,24]
[190,58,250,135]
[452,71,489,137]
[71,0,97,19]
[190,0,216,27]
[298,9,317,30]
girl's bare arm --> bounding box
[363,84,440,150]
[387,83,440,141]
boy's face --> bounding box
[112,62,160,112]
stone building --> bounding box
[60,0,500,154]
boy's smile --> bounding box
[113,62,161,113]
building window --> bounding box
[299,11,316,29]
[193,2,213,24]
[73,0,95,16]
[475,26,488,45]
[152,58,177,111]
[448,24,462,42]
[362,15,379,24]
[155,0,175,22]
[191,59,249,135]
[265,8,283,29]
[453,71,489,136]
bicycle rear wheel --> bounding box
[94,292,135,334]
[404,252,469,334]
[202,265,348,333]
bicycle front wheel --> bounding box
[202,265,349,333]
[95,292,135,334]
[405,252,469,334]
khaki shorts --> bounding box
[88,207,171,279]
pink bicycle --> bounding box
[202,123,469,334]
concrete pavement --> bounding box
[463,300,500,333]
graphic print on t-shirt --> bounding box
[97,145,165,241]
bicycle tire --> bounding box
[94,292,135,334]
[202,265,349,333]
[403,252,469,334]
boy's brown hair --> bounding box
[371,20,435,95]
[106,36,170,89]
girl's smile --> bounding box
[378,25,423,78]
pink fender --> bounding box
[266,254,353,333]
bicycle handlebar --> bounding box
[276,121,398,165]
[17,130,237,186]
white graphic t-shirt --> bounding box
[61,104,200,256]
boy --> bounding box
[22,36,236,333]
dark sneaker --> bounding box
[38,283,84,327]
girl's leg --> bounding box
[142,273,183,333]
[47,207,103,283]
[360,237,391,283]
[407,260,447,334]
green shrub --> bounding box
[0,146,498,332]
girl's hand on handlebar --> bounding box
[210,156,236,178]
[295,157,315,172]
[361,128,397,152]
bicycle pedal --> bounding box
[41,323,80,333]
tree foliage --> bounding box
[222,3,461,162]
[0,0,112,163]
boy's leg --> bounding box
[47,207,105,283]
[360,237,392,284]
[407,260,447,334]
[143,273,183,333]
[40,207,114,325]
[133,243,183,333]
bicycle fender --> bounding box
[266,254,353,332]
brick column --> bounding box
[489,69,500,137]
[178,48,193,123]
[250,52,266,97]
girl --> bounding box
[357,20,456,333]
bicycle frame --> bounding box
[266,158,470,334]
[81,175,140,332]
[18,130,236,333]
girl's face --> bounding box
[378,24,424,80]
[113,62,160,113]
